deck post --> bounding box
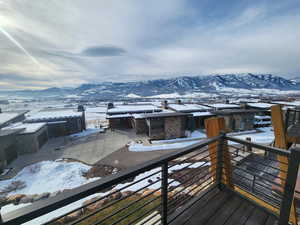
[205,117,233,188]
[278,148,300,225]
[271,105,298,224]
[161,162,168,225]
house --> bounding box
[0,129,22,173]
[246,102,274,116]
[214,109,259,132]
[25,109,85,136]
[0,110,28,129]
[133,112,189,140]
[161,101,215,129]
[2,122,48,154]
[106,103,162,129]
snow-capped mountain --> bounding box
[2,73,300,99]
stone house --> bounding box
[25,109,85,136]
[3,123,49,154]
[214,109,259,132]
[133,112,189,140]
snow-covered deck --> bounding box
[107,105,161,115]
[2,122,47,134]
[25,110,83,122]
[168,103,211,112]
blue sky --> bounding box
[0,0,300,90]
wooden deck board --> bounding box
[264,215,278,225]
[206,195,243,225]
[171,188,278,225]
[223,200,255,225]
[244,208,269,225]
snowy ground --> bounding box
[0,161,207,225]
[0,160,98,197]
[69,128,104,139]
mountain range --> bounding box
[2,73,300,99]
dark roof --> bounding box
[214,109,262,115]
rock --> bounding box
[19,196,34,204]
[153,190,161,197]
[7,194,26,204]
[32,193,49,202]
[122,191,133,198]
[82,197,101,211]
[142,189,154,197]
[110,191,122,200]
[60,209,83,223]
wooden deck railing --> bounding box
[0,133,300,225]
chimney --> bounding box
[240,102,247,109]
[77,105,85,112]
[161,100,168,109]
[107,102,114,110]
[176,99,182,104]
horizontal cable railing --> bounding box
[0,136,221,225]
[2,133,300,225]
[225,136,291,216]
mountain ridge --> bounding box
[2,73,300,99]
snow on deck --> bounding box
[192,111,214,117]
[107,105,161,114]
[129,139,201,152]
[247,102,274,109]
[255,115,271,119]
[25,110,82,121]
[231,127,274,144]
[85,106,107,113]
[272,101,300,106]
[2,122,46,134]
[206,103,240,109]
[168,104,211,112]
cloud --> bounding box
[81,46,126,57]
[0,0,300,90]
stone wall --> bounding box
[0,135,18,172]
[221,113,254,132]
[134,118,148,134]
[148,118,165,139]
[15,126,48,154]
[164,116,185,139]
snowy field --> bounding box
[0,160,97,197]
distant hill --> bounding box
[2,73,300,99]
